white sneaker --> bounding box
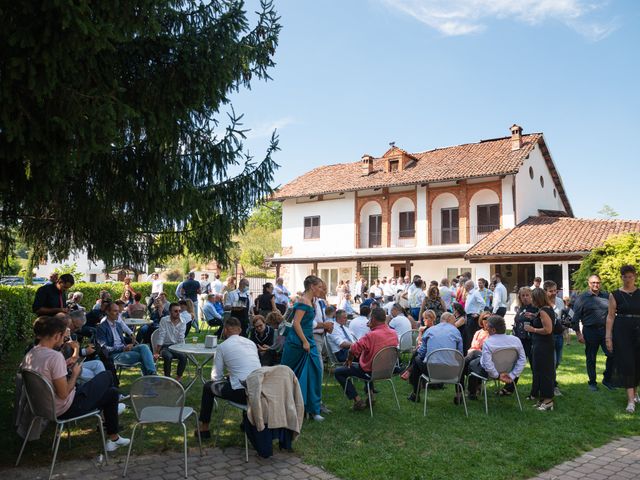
[634,394,640,404]
[119,394,130,402]
[117,403,126,415]
[554,387,562,397]
[625,402,635,414]
[106,436,131,452]
[312,414,325,422]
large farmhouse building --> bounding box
[271,125,640,296]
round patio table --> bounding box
[123,318,149,336]
[168,343,217,393]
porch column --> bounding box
[312,262,318,276]
[275,263,281,279]
[405,259,411,278]
[561,262,570,296]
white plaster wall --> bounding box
[501,175,516,228]
[359,200,382,248]
[37,250,108,281]
[390,197,416,247]
[281,194,356,256]
[416,186,428,247]
[469,189,500,233]
[515,145,566,223]
[430,192,459,244]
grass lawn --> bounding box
[1,332,639,480]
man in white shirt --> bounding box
[148,273,163,298]
[340,293,356,316]
[439,278,453,312]
[354,276,363,303]
[313,287,334,373]
[274,277,291,314]
[197,317,261,439]
[154,302,187,381]
[383,279,395,302]
[491,274,509,316]
[327,310,355,362]
[211,274,224,294]
[463,280,486,354]
[349,305,371,340]
[370,280,383,300]
[467,315,526,398]
[388,304,413,343]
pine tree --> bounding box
[0,0,281,270]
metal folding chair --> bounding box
[418,348,468,417]
[344,346,401,417]
[469,347,523,414]
[16,370,108,480]
[323,335,345,387]
[123,376,202,478]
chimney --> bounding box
[361,154,373,176]
[510,124,523,150]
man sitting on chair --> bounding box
[408,312,463,403]
[197,316,261,439]
[467,315,526,400]
[327,310,355,362]
[334,307,398,411]
[203,294,224,332]
[96,303,157,376]
[154,303,187,382]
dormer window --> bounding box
[389,159,399,172]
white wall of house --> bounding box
[281,194,356,256]
[515,144,566,222]
[37,251,108,282]
[500,176,516,228]
[390,197,416,247]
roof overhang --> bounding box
[466,251,590,263]
[269,251,466,265]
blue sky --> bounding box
[232,0,640,219]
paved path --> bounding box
[529,436,640,480]
[6,437,640,479]
[3,446,340,480]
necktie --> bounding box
[340,324,352,342]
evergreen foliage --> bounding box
[572,233,640,291]
[0,0,281,270]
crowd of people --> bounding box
[17,264,640,454]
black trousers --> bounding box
[199,380,247,424]
[531,336,555,399]
[59,371,119,435]
[276,303,287,315]
[463,314,480,355]
[160,345,187,377]
[494,307,507,317]
[335,364,372,400]
[582,325,613,385]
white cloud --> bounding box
[245,116,295,139]
[382,0,618,41]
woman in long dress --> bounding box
[606,264,640,413]
[281,275,325,421]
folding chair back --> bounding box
[150,329,161,352]
[369,346,399,381]
[425,349,465,384]
[129,376,185,423]
[398,330,415,353]
[21,370,57,422]
[492,348,519,373]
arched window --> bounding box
[390,197,415,247]
[431,193,459,245]
[360,201,382,248]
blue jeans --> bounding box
[582,325,613,385]
[553,333,564,368]
[112,344,157,375]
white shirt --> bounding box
[313,299,327,335]
[480,334,526,380]
[156,316,186,346]
[180,311,192,324]
[383,283,395,297]
[370,285,383,298]
[106,319,124,350]
[553,296,564,320]
[327,322,355,354]
[212,279,224,294]
[492,282,509,313]
[274,284,290,305]
[465,289,486,315]
[389,314,412,342]
[151,279,164,294]
[349,315,371,340]
[439,286,453,310]
[100,315,132,336]
[212,334,261,390]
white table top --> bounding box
[123,318,148,326]
[169,343,217,355]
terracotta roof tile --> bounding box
[272,134,542,200]
[465,217,640,258]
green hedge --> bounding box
[0,282,181,359]
[0,286,36,359]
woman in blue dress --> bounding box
[281,275,325,421]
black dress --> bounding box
[612,289,640,389]
[512,304,538,365]
[530,306,555,399]
[257,293,275,317]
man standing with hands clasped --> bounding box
[571,274,615,391]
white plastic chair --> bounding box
[469,347,523,415]
[123,376,202,478]
[344,346,401,417]
[16,370,108,480]
[418,348,468,417]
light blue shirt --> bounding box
[274,284,290,305]
[480,334,526,380]
[421,322,463,364]
[203,301,223,321]
[465,289,486,315]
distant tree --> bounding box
[0,1,281,270]
[0,256,20,276]
[572,233,640,292]
[53,263,85,283]
[247,202,282,230]
[598,204,619,218]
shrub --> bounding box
[572,233,640,292]
[0,286,36,359]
